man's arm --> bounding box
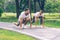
[30,18,32,28]
[19,17,23,29]
[29,14,32,28]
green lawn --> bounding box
[0,13,17,22]
[44,20,60,28]
[0,29,36,40]
[0,16,17,22]
[0,13,60,28]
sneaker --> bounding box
[40,25,44,28]
[24,26,27,28]
[22,24,27,28]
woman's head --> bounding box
[40,10,43,13]
[39,10,43,15]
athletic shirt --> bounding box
[34,12,44,17]
[18,11,30,21]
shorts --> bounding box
[17,18,27,26]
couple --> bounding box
[14,8,44,29]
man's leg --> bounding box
[23,18,27,25]
[13,21,20,26]
[23,18,32,28]
[30,18,32,28]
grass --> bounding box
[0,13,17,22]
[0,29,37,40]
[33,19,60,28]
[0,12,60,28]
[44,20,60,28]
[0,16,17,22]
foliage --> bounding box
[44,0,60,12]
[0,0,60,13]
[0,0,5,10]
[6,3,16,13]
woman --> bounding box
[32,10,44,28]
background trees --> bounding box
[0,0,60,17]
[0,0,60,13]
[0,0,4,17]
[44,0,60,13]
[0,7,3,17]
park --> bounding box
[0,0,60,40]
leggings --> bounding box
[32,16,43,24]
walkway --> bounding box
[0,22,60,40]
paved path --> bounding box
[0,22,60,40]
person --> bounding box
[14,8,32,29]
[32,10,44,28]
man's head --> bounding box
[24,8,30,15]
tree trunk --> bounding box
[15,0,20,18]
[0,14,1,17]
[37,0,45,11]
[34,0,36,13]
[40,0,45,11]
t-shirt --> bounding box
[34,12,44,17]
[18,11,30,21]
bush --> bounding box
[0,7,3,17]
[44,0,60,12]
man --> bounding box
[14,8,32,29]
[32,10,44,28]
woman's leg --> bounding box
[35,17,38,27]
[32,16,35,23]
[39,16,44,28]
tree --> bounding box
[0,0,5,10]
[15,0,20,18]
[6,2,16,13]
[0,0,4,17]
[44,0,60,12]
[37,0,45,11]
[0,7,3,17]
